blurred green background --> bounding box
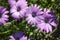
[0,0,60,40]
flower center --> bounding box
[44,17,49,23]
[16,38,19,40]
[17,6,21,12]
[13,31,24,40]
[16,0,18,2]
[0,7,4,18]
[0,12,2,18]
[32,12,36,17]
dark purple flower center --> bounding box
[17,6,21,12]
[16,38,19,40]
[32,12,36,17]
[16,0,18,2]
[13,31,24,40]
[44,17,50,23]
[0,13,2,18]
[0,10,3,18]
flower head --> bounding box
[36,8,57,33]
[8,0,27,7]
[26,4,43,25]
[10,0,28,20]
[9,31,30,40]
[0,6,9,25]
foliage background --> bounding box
[0,0,60,40]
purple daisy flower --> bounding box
[8,0,27,7]
[9,31,30,40]
[26,4,43,25]
[10,0,28,19]
[0,6,9,25]
[36,8,57,33]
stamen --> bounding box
[16,0,18,2]
[17,6,21,12]
[32,12,36,17]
